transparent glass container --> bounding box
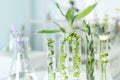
[8,37,37,80]
[99,35,113,80]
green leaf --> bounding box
[37,30,61,34]
[53,21,66,33]
[86,35,89,42]
[82,20,91,35]
[65,8,74,25]
[90,40,93,51]
[74,26,80,29]
[49,62,53,65]
[82,20,88,29]
[74,3,97,19]
[87,25,91,35]
[56,3,65,16]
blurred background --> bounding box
[0,0,120,80]
[0,0,120,51]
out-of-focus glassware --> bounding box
[8,37,37,80]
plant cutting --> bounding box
[82,20,96,80]
[37,1,97,80]
[99,15,109,80]
[47,38,56,80]
[59,32,81,80]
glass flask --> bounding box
[8,37,37,80]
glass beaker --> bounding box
[8,37,37,80]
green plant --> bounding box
[37,2,97,34]
[56,2,97,79]
[47,38,56,80]
[82,20,95,80]
[99,39,108,80]
[99,15,109,80]
[37,1,97,80]
[59,33,81,80]
[99,15,110,35]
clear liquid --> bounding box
[8,72,37,80]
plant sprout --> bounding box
[47,38,56,80]
[82,20,95,80]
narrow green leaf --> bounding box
[74,3,97,19]
[37,30,61,34]
[49,62,53,65]
[65,8,74,25]
[74,26,80,30]
[82,20,91,35]
[90,40,93,51]
[53,21,66,33]
[82,20,88,32]
[87,25,91,35]
[86,35,89,42]
[56,3,65,16]
[82,20,87,28]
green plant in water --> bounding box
[82,20,95,80]
[56,2,97,79]
[37,1,97,80]
[59,33,81,80]
[100,40,108,80]
[99,39,108,80]
[47,38,56,80]
[99,15,109,80]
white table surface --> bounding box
[0,50,117,80]
[0,51,47,80]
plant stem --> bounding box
[69,23,73,33]
[101,63,106,80]
[86,35,95,80]
[100,37,108,80]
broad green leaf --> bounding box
[53,21,66,33]
[37,30,61,34]
[56,3,65,16]
[74,3,97,20]
[65,8,74,25]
